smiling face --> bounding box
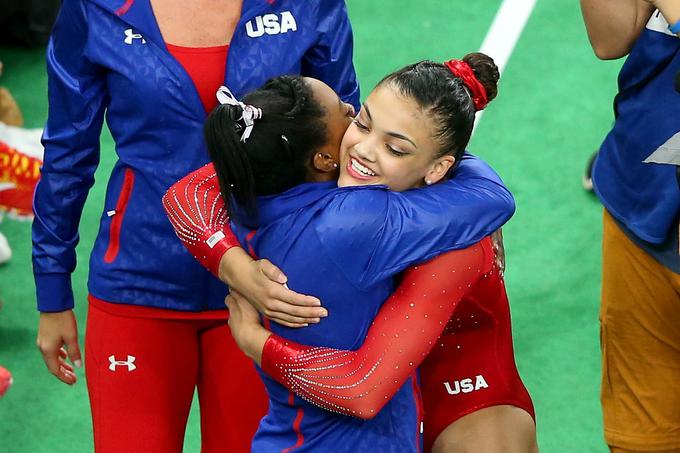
[337,84,455,191]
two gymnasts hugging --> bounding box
[164,53,538,453]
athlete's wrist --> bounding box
[230,315,270,366]
[218,247,252,285]
[243,329,271,366]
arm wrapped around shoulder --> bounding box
[162,163,241,276]
[261,242,488,419]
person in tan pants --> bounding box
[581,0,680,451]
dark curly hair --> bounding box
[205,76,327,218]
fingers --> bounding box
[494,246,504,271]
[59,366,78,385]
[38,343,62,378]
[267,284,322,308]
[256,260,321,307]
[229,290,248,305]
[261,298,327,321]
[265,311,315,327]
[231,289,308,328]
[58,348,75,373]
[268,318,309,329]
[491,229,506,276]
[495,253,505,278]
[37,342,76,385]
[55,345,77,384]
[233,294,262,319]
[224,294,237,311]
[491,231,502,252]
[64,333,83,370]
[37,311,80,385]
[258,259,287,284]
[496,246,506,275]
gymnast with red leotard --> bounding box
[164,53,537,452]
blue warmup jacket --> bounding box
[231,155,515,453]
[593,10,680,243]
[32,0,359,312]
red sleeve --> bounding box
[261,241,491,419]
[162,163,241,277]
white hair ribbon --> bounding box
[215,86,263,143]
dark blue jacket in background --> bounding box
[593,10,680,243]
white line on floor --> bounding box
[474,0,538,130]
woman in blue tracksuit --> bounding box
[32,0,358,451]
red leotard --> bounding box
[418,255,535,451]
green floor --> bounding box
[0,1,624,451]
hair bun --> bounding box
[462,52,499,103]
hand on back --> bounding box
[219,248,328,328]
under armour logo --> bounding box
[124,28,146,45]
[108,355,137,372]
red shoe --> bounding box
[0,366,13,397]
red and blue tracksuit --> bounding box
[33,0,359,313]
[33,1,359,451]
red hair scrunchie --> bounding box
[443,59,489,111]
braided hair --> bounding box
[205,76,327,219]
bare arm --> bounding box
[654,0,680,33]
[580,0,655,59]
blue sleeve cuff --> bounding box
[35,273,75,312]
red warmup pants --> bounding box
[85,296,268,453]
